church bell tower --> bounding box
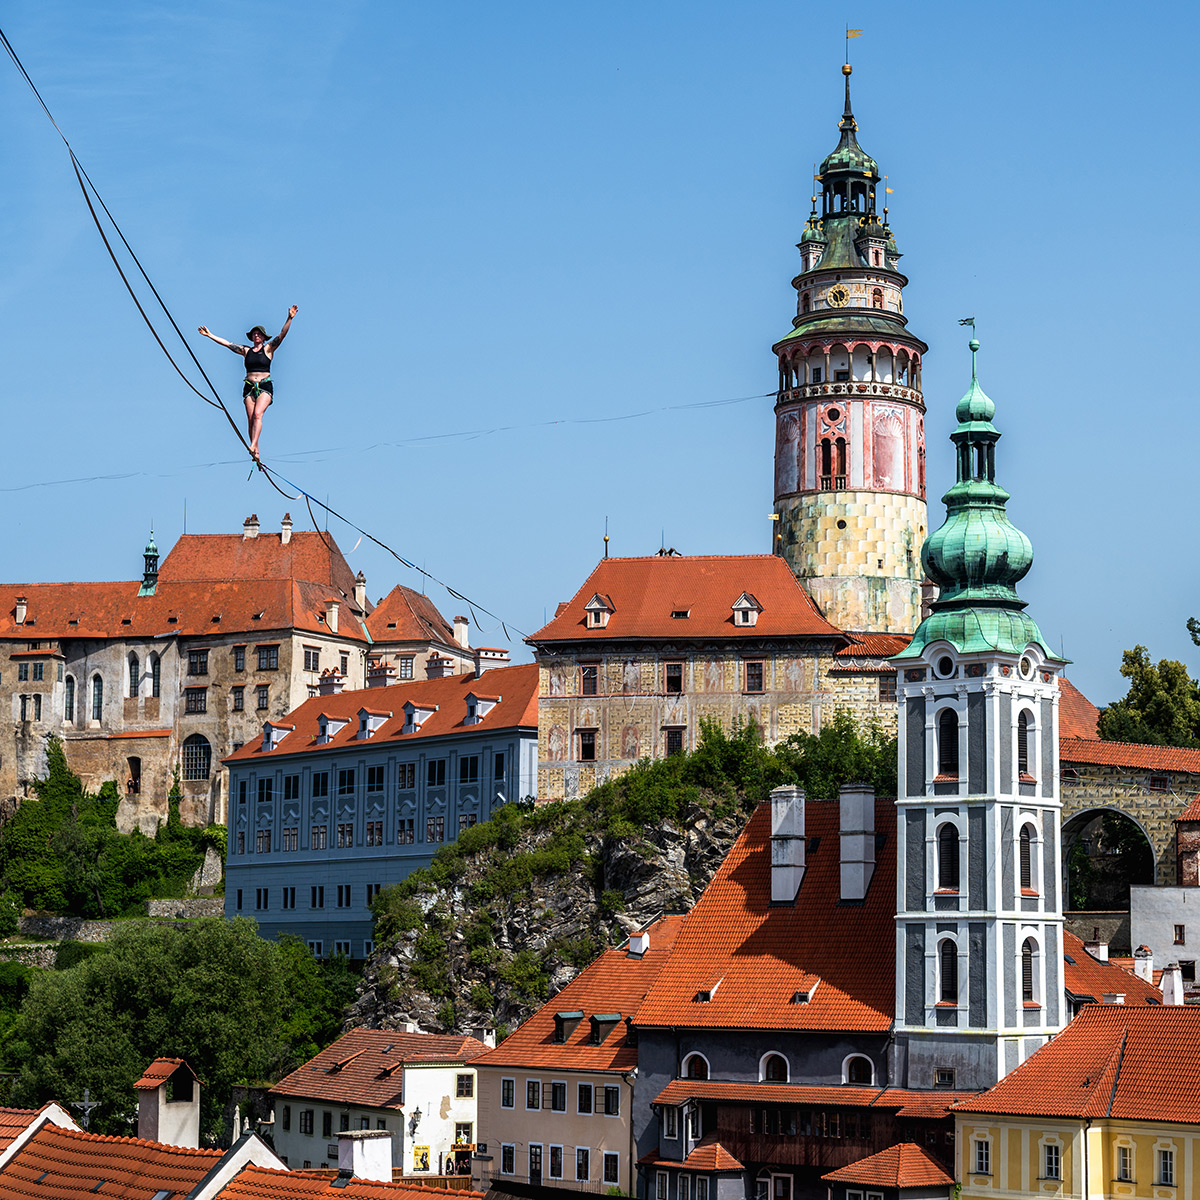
[772,65,928,634]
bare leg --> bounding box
[249,394,273,459]
[243,394,256,451]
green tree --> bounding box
[1097,646,1200,747]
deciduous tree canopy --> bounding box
[1097,645,1200,747]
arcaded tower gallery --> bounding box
[772,66,928,635]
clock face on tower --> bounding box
[828,283,850,308]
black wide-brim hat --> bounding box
[246,325,271,340]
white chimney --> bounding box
[1163,962,1185,1005]
[629,929,650,957]
[337,1130,392,1182]
[280,513,293,545]
[318,669,345,697]
[454,615,470,649]
[839,782,876,902]
[326,600,339,634]
[1133,944,1154,982]
[1084,938,1109,962]
[355,571,368,611]
[470,1026,497,1048]
[1101,992,1126,1005]
[243,514,259,540]
[14,597,26,625]
[770,786,806,903]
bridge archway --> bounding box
[1062,807,1157,912]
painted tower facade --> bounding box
[891,339,1067,1091]
[772,66,928,634]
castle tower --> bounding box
[772,65,928,634]
[890,338,1067,1091]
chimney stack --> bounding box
[770,786,806,903]
[355,571,368,611]
[1163,962,1185,1005]
[326,600,339,634]
[1101,992,1126,1005]
[1133,944,1154,982]
[839,782,876,902]
[454,615,470,649]
[629,929,650,957]
[337,1130,392,1182]
[243,514,260,540]
[1084,937,1109,962]
[14,597,27,625]
[135,1059,200,1149]
[280,513,293,545]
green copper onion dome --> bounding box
[819,66,879,179]
[897,338,1059,659]
[800,218,826,244]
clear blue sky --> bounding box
[1,1,1196,706]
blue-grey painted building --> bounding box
[223,663,538,956]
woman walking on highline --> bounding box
[198,305,298,461]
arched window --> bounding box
[937,824,960,891]
[150,653,161,699]
[872,287,883,309]
[1017,711,1031,776]
[834,437,847,487]
[64,676,75,722]
[1019,826,1034,891]
[937,709,959,777]
[939,939,958,1003]
[182,734,212,781]
[846,1056,873,1085]
[801,292,811,314]
[872,250,881,267]
[1022,939,1036,1003]
[683,1054,708,1080]
[820,438,833,488]
[128,654,140,698]
[763,1054,788,1082]
[91,675,103,722]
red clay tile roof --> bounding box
[221,1164,482,1200]
[1062,931,1161,1004]
[651,1081,974,1117]
[1059,737,1200,774]
[529,556,846,644]
[133,1057,199,1090]
[227,664,538,764]
[953,1003,1200,1121]
[270,1029,487,1108]
[634,799,895,1033]
[365,586,458,648]
[640,1140,745,1172]
[822,1143,953,1188]
[1178,794,1200,822]
[475,916,685,1072]
[0,1106,59,1153]
[836,633,912,658]
[1058,678,1100,740]
[0,1121,222,1200]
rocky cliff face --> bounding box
[347,799,746,1035]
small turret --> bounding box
[138,530,159,598]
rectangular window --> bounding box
[303,647,320,672]
[322,1112,333,1139]
[398,819,415,844]
[255,830,272,854]
[188,649,209,676]
[666,728,684,756]
[427,759,447,787]
[398,656,414,680]
[17,664,28,682]
[459,813,477,833]
[1117,1146,1132,1181]
[1176,924,1186,945]
[282,828,298,852]
[311,825,327,850]
[337,822,353,848]
[576,1148,589,1182]
[237,832,245,855]
[426,816,445,843]
[1159,1148,1175,1186]
[282,886,296,908]
[238,780,248,806]
[696,1178,709,1200]
[974,1140,990,1176]
[580,663,599,696]
[257,777,273,804]
[311,886,325,909]
[365,820,383,846]
[257,645,279,671]
[604,1154,620,1185]
[340,653,349,676]
[578,1083,593,1114]
[232,686,244,711]
[1150,773,1169,791]
[665,1107,678,1139]
[299,1109,313,1136]
[549,1146,563,1179]
[32,662,43,682]
[1043,1144,1060,1180]
[398,763,416,790]
[604,1085,620,1116]
[366,883,381,905]
[679,1175,690,1200]
[455,1122,473,1145]
[744,660,764,693]
[337,769,355,797]
[878,674,897,702]
[33,694,41,721]
[501,1145,515,1175]
[284,774,300,801]
[656,1171,667,1200]
[527,1080,541,1110]
[665,662,683,693]
[456,1073,474,1098]
[337,884,352,908]
[255,887,268,910]
[494,751,505,779]
[459,755,480,784]
[312,771,329,798]
[233,645,246,672]
[20,695,27,722]
[367,765,385,793]
[551,1081,566,1112]
[579,730,597,762]
[256,684,269,710]
[185,688,207,714]
[308,940,323,957]
[236,888,243,910]
[282,1106,291,1132]
[501,1078,515,1108]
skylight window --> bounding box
[671,610,690,620]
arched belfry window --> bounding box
[1017,711,1032,777]
[1022,939,1037,1003]
[128,654,140,699]
[939,940,958,1003]
[1019,826,1034,891]
[937,824,960,891]
[937,709,960,777]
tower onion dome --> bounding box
[800,218,826,244]
[820,65,879,178]
[897,339,1060,659]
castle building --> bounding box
[772,66,929,636]
[891,339,1068,1089]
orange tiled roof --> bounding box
[651,1081,974,1118]
[0,1106,58,1152]
[1059,736,1200,774]
[227,664,538,764]
[528,556,846,644]
[270,1029,487,1108]
[822,1143,953,1188]
[474,916,685,1073]
[1177,794,1200,822]
[836,633,912,658]
[366,586,458,648]
[1058,678,1100,740]
[640,1139,744,1172]
[133,1057,199,1090]
[221,1163,483,1200]
[634,799,895,1033]
[0,1121,222,1200]
[1062,931,1161,1004]
[953,1003,1200,1121]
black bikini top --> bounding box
[244,346,271,374]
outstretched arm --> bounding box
[197,326,246,355]
[269,304,299,350]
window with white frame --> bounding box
[1116,1144,1133,1181]
[1158,1147,1175,1186]
[1042,1142,1060,1180]
[937,708,959,776]
[576,1148,589,1181]
[655,1172,667,1200]
[973,1139,990,1175]
[604,1154,620,1185]
[501,1078,514,1108]
[939,938,958,1003]
[664,1106,678,1138]
[501,1145,515,1175]
[937,823,960,890]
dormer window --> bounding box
[464,693,499,726]
[732,592,763,627]
[402,701,438,733]
[553,1011,584,1043]
[357,708,391,739]
[588,1013,621,1044]
[316,714,348,745]
[262,722,294,752]
[584,594,614,629]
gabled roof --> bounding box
[529,556,846,644]
[953,1003,1200,1121]
[0,1105,72,1154]
[1058,678,1100,740]
[1178,794,1200,822]
[633,799,895,1033]
[1059,736,1200,774]
[133,1057,200,1090]
[365,585,458,648]
[219,1163,482,1200]
[640,1140,744,1172]
[822,1143,954,1188]
[836,632,912,658]
[0,1121,222,1200]
[473,916,685,1073]
[1062,931,1161,1005]
[227,664,538,764]
[269,1029,488,1109]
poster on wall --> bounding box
[414,1146,430,1172]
